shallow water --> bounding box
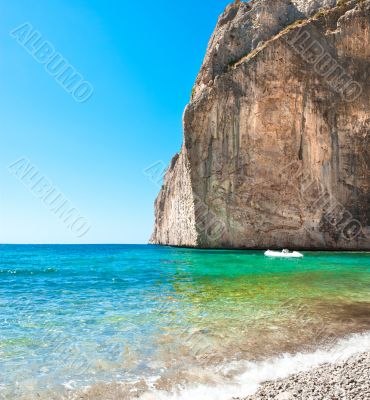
[0,245,370,399]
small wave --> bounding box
[0,267,58,275]
[137,330,370,400]
[5,331,370,400]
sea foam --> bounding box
[139,331,370,400]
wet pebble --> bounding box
[238,352,370,400]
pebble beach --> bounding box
[241,352,370,400]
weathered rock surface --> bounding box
[151,0,370,249]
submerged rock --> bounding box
[151,0,370,249]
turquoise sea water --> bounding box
[1,245,370,399]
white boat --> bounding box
[264,249,303,258]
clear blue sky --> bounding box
[0,0,233,244]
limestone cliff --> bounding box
[151,0,370,249]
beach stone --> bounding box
[275,392,294,400]
[242,352,370,400]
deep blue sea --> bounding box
[1,245,370,399]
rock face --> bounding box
[151,0,370,249]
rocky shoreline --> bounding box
[239,352,370,400]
